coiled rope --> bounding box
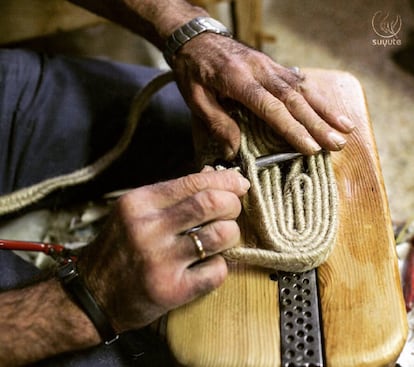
[222,111,339,272]
[0,71,338,272]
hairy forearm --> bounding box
[0,278,100,366]
[69,0,208,49]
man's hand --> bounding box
[172,34,356,159]
[78,168,250,333]
[69,0,355,159]
[0,169,249,365]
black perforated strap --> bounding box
[277,269,325,367]
[57,261,119,345]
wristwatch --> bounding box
[57,261,119,345]
[163,16,233,66]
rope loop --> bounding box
[0,72,339,272]
[0,71,175,216]
[222,110,338,272]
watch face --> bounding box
[198,17,227,32]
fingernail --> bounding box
[201,165,214,172]
[328,131,347,149]
[239,176,251,191]
[224,145,237,161]
[338,115,356,131]
[306,137,322,153]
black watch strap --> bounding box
[163,16,232,66]
[57,261,119,345]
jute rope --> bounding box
[222,110,339,272]
[0,71,175,216]
[0,71,338,272]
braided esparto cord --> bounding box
[0,72,338,272]
[222,111,338,272]
[0,71,175,216]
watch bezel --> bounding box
[164,16,233,65]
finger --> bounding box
[201,165,215,172]
[277,68,355,134]
[237,86,323,154]
[162,188,243,234]
[181,255,228,301]
[261,75,350,152]
[154,169,250,208]
[178,220,240,262]
[227,68,353,153]
[274,64,305,88]
[118,169,249,215]
[133,254,228,313]
[220,75,318,154]
[281,89,348,151]
[298,80,356,133]
[189,83,241,160]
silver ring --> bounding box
[290,66,301,75]
[185,226,206,260]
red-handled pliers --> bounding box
[0,239,76,264]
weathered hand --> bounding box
[78,168,250,333]
[172,34,355,159]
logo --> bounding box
[371,10,402,47]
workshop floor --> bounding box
[1,0,413,365]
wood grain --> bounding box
[166,69,408,367]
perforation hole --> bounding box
[306,349,315,357]
[297,342,305,350]
[296,330,305,338]
[286,335,294,343]
[294,306,302,313]
[293,283,302,291]
[285,311,293,318]
[286,350,295,358]
[305,335,314,343]
[304,323,313,331]
[294,295,303,302]
[285,322,294,330]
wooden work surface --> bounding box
[166,69,408,367]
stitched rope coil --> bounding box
[0,71,339,272]
[222,111,339,272]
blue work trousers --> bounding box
[0,49,194,366]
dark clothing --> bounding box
[0,49,193,366]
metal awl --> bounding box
[255,152,303,168]
[214,151,303,172]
